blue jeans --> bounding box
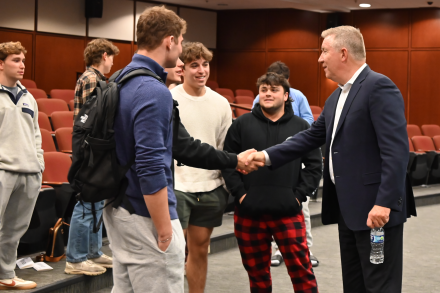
[66,201,104,263]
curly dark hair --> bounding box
[84,39,119,67]
[267,61,290,79]
[256,72,293,106]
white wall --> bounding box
[135,2,178,41]
[89,0,134,41]
[38,0,86,36]
[179,8,217,48]
[0,0,35,31]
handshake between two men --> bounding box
[235,149,266,174]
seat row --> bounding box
[408,135,440,186]
[38,111,73,132]
[407,124,440,138]
[41,128,72,153]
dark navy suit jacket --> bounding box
[265,65,416,231]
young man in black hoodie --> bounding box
[222,73,322,293]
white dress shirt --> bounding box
[263,63,368,183]
[329,63,367,183]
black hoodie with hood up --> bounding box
[222,103,322,217]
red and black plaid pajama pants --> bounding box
[234,207,318,293]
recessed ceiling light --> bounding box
[359,3,371,7]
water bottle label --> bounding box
[371,235,384,243]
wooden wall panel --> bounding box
[217,51,266,95]
[354,10,409,48]
[266,10,320,49]
[217,10,266,50]
[35,35,85,93]
[266,51,320,105]
[0,29,34,80]
[409,51,440,126]
[110,41,133,77]
[366,50,408,114]
[411,9,440,48]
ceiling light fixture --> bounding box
[359,3,371,7]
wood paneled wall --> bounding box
[0,1,216,94]
[0,27,137,94]
[216,8,440,126]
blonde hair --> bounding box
[321,26,366,61]
[180,42,213,66]
[137,6,187,51]
[84,39,119,67]
[0,41,27,61]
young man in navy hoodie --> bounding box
[222,73,322,293]
[103,6,187,293]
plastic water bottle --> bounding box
[370,227,384,264]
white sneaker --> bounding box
[310,251,319,267]
[89,254,113,268]
[65,260,106,276]
[0,276,37,290]
[271,249,284,267]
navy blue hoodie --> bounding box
[114,54,178,219]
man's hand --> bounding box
[366,205,390,228]
[236,149,264,174]
[239,194,246,204]
[158,234,173,252]
[245,151,266,167]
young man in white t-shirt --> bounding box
[171,42,232,293]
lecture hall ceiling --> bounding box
[149,0,439,12]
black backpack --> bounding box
[67,68,164,232]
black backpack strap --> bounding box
[108,69,123,83]
[117,68,164,85]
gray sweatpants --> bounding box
[103,205,185,293]
[302,196,313,248]
[0,170,41,279]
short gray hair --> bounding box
[321,26,366,61]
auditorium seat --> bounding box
[313,113,320,121]
[38,112,54,133]
[20,79,37,88]
[310,105,322,114]
[27,88,47,100]
[69,99,74,111]
[235,89,254,97]
[234,104,251,117]
[421,124,440,138]
[42,152,76,227]
[407,137,429,186]
[50,89,75,105]
[216,88,234,99]
[55,127,73,153]
[235,95,254,105]
[206,80,219,90]
[432,136,440,151]
[40,129,57,152]
[37,99,69,116]
[411,136,440,184]
[222,94,235,104]
[407,124,422,138]
[51,111,73,130]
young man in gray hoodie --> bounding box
[0,41,44,290]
